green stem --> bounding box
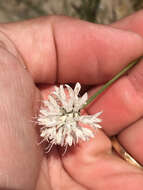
[83,56,142,108]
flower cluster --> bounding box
[37,82,102,152]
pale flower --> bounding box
[37,82,102,152]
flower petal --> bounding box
[49,95,60,111]
[82,127,94,138]
[92,123,102,129]
[43,100,55,112]
[60,85,66,100]
[74,92,88,112]
[56,127,63,145]
[65,84,74,112]
[74,127,86,142]
[94,111,103,117]
[65,134,73,146]
[74,82,81,96]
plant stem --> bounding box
[83,56,142,108]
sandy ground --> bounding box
[0,0,141,23]
[0,0,80,23]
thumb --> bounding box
[0,32,42,190]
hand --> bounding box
[0,11,143,190]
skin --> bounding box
[0,10,143,190]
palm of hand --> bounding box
[36,84,143,190]
[0,13,143,190]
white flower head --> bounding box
[37,82,102,152]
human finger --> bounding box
[111,10,143,37]
[0,16,143,84]
[112,57,143,165]
[85,57,143,136]
[62,128,143,189]
[117,118,143,166]
[111,10,143,166]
